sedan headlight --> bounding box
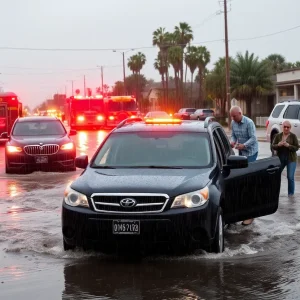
[7,145,22,153]
[171,187,209,209]
[64,186,89,207]
[61,142,74,150]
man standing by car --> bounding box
[230,106,259,226]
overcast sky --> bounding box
[0,0,299,109]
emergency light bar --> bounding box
[145,118,182,124]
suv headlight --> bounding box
[64,186,89,207]
[171,187,209,209]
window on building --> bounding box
[279,86,294,97]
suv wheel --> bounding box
[63,239,76,251]
[211,210,224,253]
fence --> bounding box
[255,116,268,127]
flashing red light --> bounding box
[77,116,85,121]
[145,118,182,124]
[109,116,115,120]
[97,115,104,121]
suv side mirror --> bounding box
[0,132,9,139]
[225,155,248,169]
[75,155,89,169]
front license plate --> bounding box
[35,156,48,163]
[113,220,140,235]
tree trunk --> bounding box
[161,73,165,110]
[246,98,252,119]
[190,72,194,106]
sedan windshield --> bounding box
[13,120,66,136]
[92,132,212,168]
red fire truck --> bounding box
[0,92,23,138]
[104,95,140,127]
[65,95,106,130]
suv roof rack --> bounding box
[204,116,216,128]
[279,99,300,103]
[116,117,143,129]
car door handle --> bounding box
[294,124,298,127]
[279,122,283,125]
[267,166,280,173]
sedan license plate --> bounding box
[113,220,140,235]
[35,156,48,163]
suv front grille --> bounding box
[24,144,59,155]
[91,193,169,214]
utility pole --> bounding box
[223,0,231,127]
[122,52,126,95]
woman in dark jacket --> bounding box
[272,121,299,197]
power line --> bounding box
[0,23,299,53]
[231,24,300,41]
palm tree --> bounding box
[174,22,193,104]
[185,46,198,104]
[264,54,286,75]
[231,51,274,118]
[168,46,183,109]
[196,46,211,107]
[154,53,169,109]
[127,52,146,108]
[153,27,172,105]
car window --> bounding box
[92,132,212,168]
[13,120,66,136]
[216,128,231,157]
[186,109,196,113]
[213,130,226,166]
[195,109,202,114]
[271,105,285,118]
[213,131,224,167]
[283,105,300,120]
[203,110,214,114]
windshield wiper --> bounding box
[92,166,116,169]
[130,165,183,169]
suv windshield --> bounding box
[92,132,212,168]
[13,120,66,136]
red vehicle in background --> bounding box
[104,95,140,127]
[0,92,23,138]
[65,95,106,130]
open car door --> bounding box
[223,156,281,224]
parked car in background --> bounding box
[173,108,196,120]
[266,100,300,153]
[190,109,215,121]
[144,111,170,120]
[3,116,77,174]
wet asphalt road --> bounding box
[0,130,299,300]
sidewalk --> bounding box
[225,127,267,142]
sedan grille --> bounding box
[91,193,169,214]
[24,144,59,155]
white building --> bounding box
[276,68,300,102]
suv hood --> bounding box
[71,168,213,197]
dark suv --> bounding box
[62,117,281,254]
[3,116,77,173]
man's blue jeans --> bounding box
[280,157,297,195]
[239,151,258,163]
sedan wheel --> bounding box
[63,239,76,251]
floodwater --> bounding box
[0,131,299,300]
